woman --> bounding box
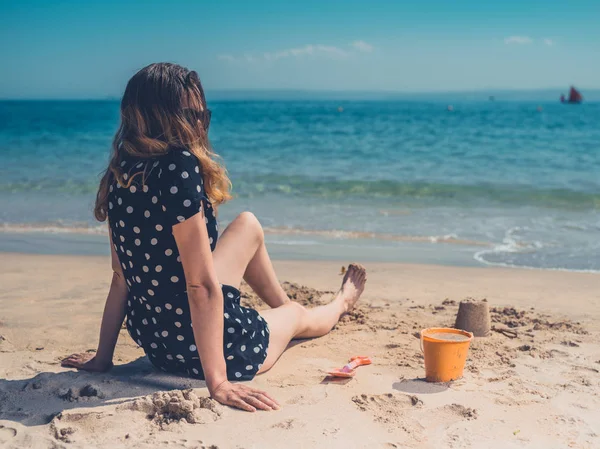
[61,63,367,412]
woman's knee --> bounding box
[287,301,308,331]
[235,211,264,243]
[288,301,306,315]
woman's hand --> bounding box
[61,352,113,373]
[210,380,280,412]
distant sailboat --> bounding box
[561,86,583,104]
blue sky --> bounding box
[1,0,599,98]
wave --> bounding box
[473,226,531,265]
[0,223,107,234]
[3,175,600,210]
[473,227,600,273]
[474,255,600,274]
[233,177,600,209]
[3,222,598,273]
[0,222,490,247]
[264,227,490,246]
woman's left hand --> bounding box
[61,353,113,372]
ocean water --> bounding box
[1,99,599,271]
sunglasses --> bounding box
[183,108,211,131]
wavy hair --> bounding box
[94,63,231,222]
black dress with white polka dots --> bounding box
[107,148,269,381]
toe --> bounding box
[357,270,367,285]
[354,265,366,280]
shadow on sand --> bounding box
[0,357,207,426]
[392,378,449,394]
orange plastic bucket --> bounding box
[421,327,473,383]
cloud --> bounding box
[543,38,554,46]
[504,36,533,45]
[314,44,349,57]
[264,44,349,61]
[217,54,236,62]
[351,40,374,52]
[219,41,373,63]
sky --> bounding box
[1,0,599,98]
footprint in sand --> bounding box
[0,425,17,442]
[352,393,422,424]
[271,418,304,430]
[420,404,478,447]
[50,411,105,443]
[352,393,425,443]
[352,393,423,414]
[440,404,478,420]
[0,335,16,353]
[286,390,328,406]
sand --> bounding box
[0,253,599,448]
[423,332,470,342]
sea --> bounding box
[1,98,599,271]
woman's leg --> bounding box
[213,212,290,308]
[213,211,367,373]
[257,263,366,372]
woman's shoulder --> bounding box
[156,147,204,197]
[154,147,200,181]
[159,146,200,167]
[156,147,206,224]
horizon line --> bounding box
[1,86,599,102]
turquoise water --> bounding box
[1,99,599,270]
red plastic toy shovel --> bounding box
[327,356,372,378]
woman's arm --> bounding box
[173,209,226,389]
[173,208,279,412]
[61,231,128,372]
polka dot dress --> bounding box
[107,148,269,381]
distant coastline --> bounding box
[208,88,600,102]
[2,88,600,102]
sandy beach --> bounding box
[0,253,598,448]
[2,2,599,447]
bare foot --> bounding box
[338,263,367,313]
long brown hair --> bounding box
[94,63,231,222]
